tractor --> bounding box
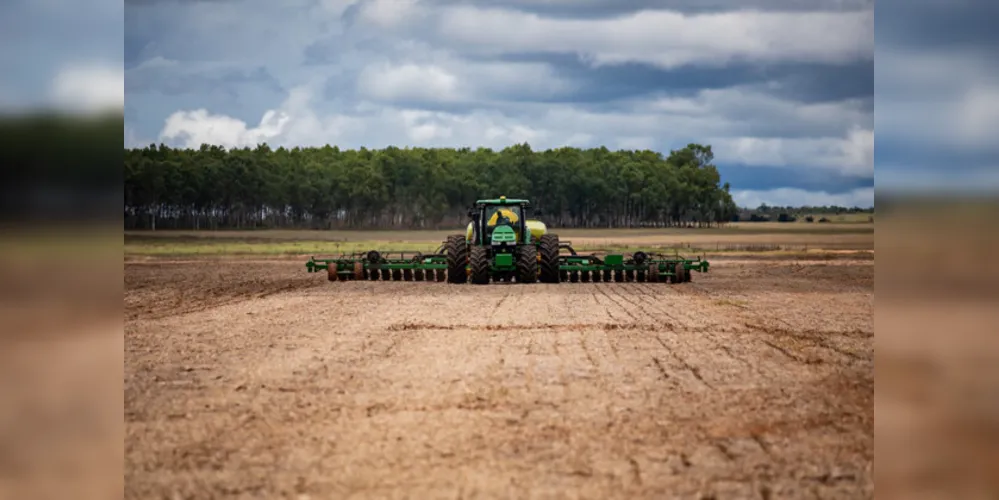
[444,196,560,284]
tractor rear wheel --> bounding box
[470,245,491,284]
[446,234,468,283]
[538,234,560,283]
[516,244,538,283]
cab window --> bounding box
[485,205,521,226]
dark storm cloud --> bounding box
[717,164,872,193]
[491,53,873,105]
[877,0,999,49]
[875,137,999,174]
[126,64,285,97]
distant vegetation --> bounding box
[124,142,742,230]
[734,204,874,224]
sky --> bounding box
[5,0,999,208]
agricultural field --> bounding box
[124,225,875,498]
[124,222,875,259]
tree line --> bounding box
[124,142,740,230]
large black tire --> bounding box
[538,234,560,283]
[445,234,467,283]
[516,244,538,283]
[470,245,491,284]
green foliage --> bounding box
[123,142,740,230]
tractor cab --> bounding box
[468,196,530,246]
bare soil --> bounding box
[125,258,873,499]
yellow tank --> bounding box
[525,219,547,241]
[466,219,547,243]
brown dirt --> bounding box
[125,258,873,499]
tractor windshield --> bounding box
[484,205,521,227]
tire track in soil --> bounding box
[608,282,724,391]
[676,270,872,367]
[596,283,690,403]
[670,281,845,378]
[589,283,627,326]
[653,333,714,391]
[486,286,514,323]
[584,285,653,414]
[629,284,760,377]
[595,284,640,322]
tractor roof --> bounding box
[475,196,530,206]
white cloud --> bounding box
[50,63,123,113]
[433,6,873,69]
[355,53,575,104]
[158,84,336,148]
[712,126,873,177]
[358,0,423,28]
[733,187,874,208]
[160,108,288,148]
[358,63,460,102]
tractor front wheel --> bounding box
[517,244,538,283]
[470,245,491,284]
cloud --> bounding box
[50,63,124,113]
[430,6,872,69]
[732,187,874,208]
[358,63,459,102]
[355,55,576,105]
[157,80,871,184]
[433,0,874,17]
[125,56,284,97]
[712,126,873,177]
[128,0,880,206]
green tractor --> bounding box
[444,196,560,284]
